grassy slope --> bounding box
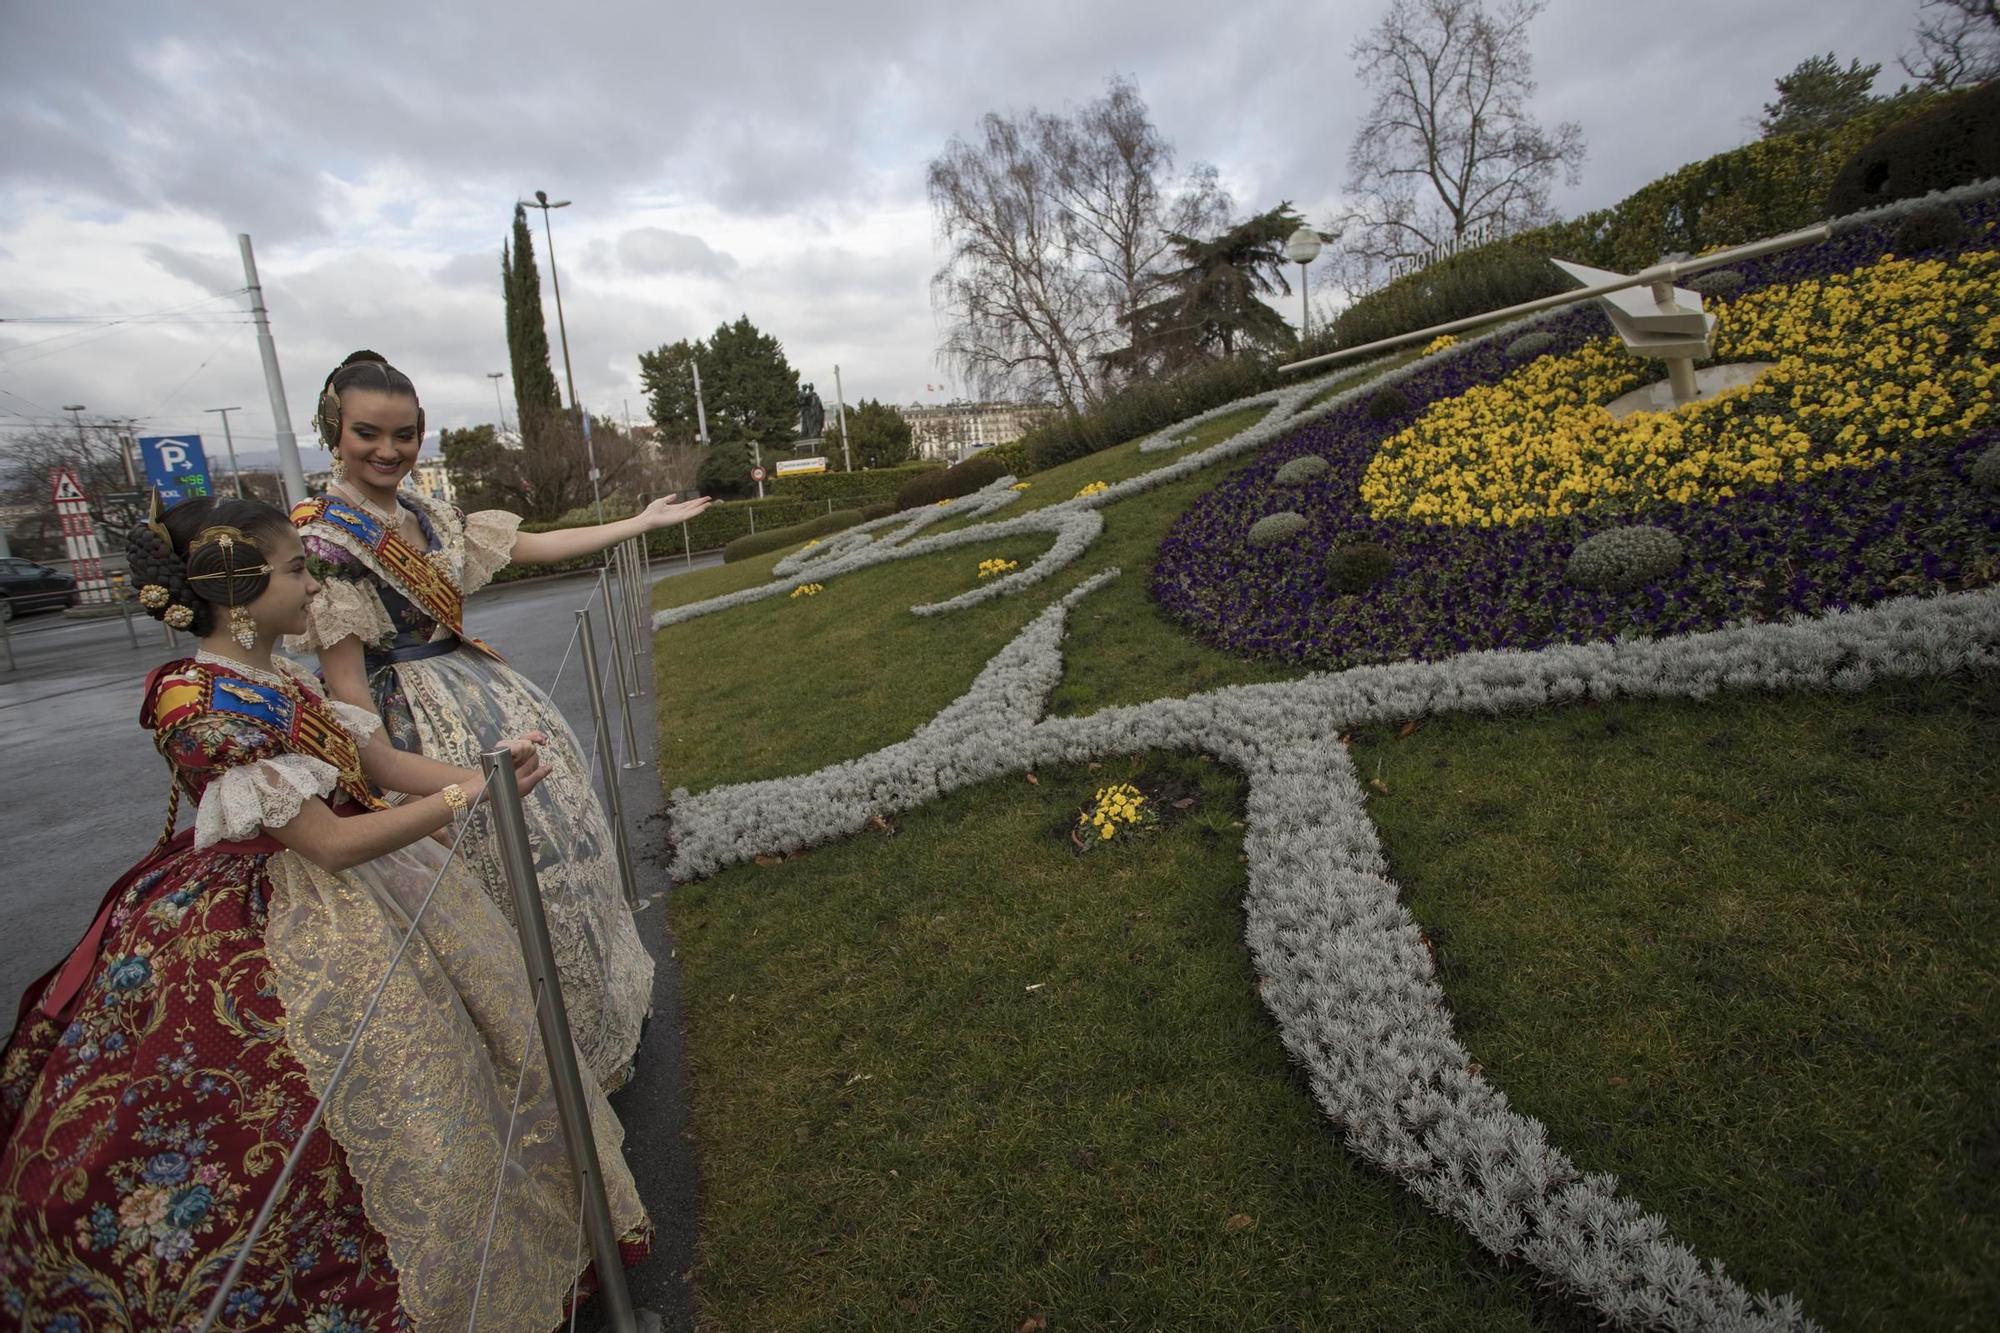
[651,379,2000,1329]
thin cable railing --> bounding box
[192,546,661,1332]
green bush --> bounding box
[1565,525,1686,593]
[1323,541,1394,595]
[1367,386,1411,422]
[1274,456,1330,486]
[859,500,897,521]
[1970,442,2000,492]
[895,454,1010,510]
[766,462,937,506]
[980,440,1030,475]
[1686,269,1745,297]
[1893,203,1969,254]
[1308,242,1568,359]
[1827,82,2000,217]
[721,509,866,563]
[1504,331,1557,360]
[1246,512,1308,548]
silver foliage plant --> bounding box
[670,574,2000,1332]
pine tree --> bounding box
[503,205,564,436]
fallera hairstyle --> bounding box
[315,348,424,449]
[126,496,295,638]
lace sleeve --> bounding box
[287,575,397,654]
[460,509,523,594]
[192,754,338,848]
[324,698,384,747]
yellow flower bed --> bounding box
[1420,333,1459,356]
[1010,481,1032,491]
[1077,782,1149,843]
[1074,480,1109,499]
[977,558,1019,579]
[1359,251,2000,527]
[789,583,824,599]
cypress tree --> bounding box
[503,203,564,436]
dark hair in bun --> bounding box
[126,497,295,636]
[316,349,423,447]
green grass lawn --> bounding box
[648,370,1999,1329]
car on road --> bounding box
[0,556,79,622]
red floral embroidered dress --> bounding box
[0,655,648,1331]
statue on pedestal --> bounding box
[797,383,825,441]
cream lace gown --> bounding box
[289,493,654,1091]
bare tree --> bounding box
[1340,0,1584,287]
[1901,0,2000,90]
[1,419,148,553]
[929,78,1222,414]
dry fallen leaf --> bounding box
[1224,1213,1256,1233]
[1172,797,1196,809]
[1368,778,1390,795]
[1018,1317,1049,1333]
[1398,719,1423,739]
[1025,982,1045,992]
[1025,772,1040,785]
[753,853,783,867]
[897,1295,919,1315]
[1609,1075,1629,1086]
[1087,762,1102,772]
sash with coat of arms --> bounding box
[290,495,502,661]
[145,660,386,812]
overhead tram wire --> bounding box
[0,289,253,368]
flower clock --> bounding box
[656,184,2000,1331]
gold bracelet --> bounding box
[441,783,468,814]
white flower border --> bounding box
[670,577,2000,1332]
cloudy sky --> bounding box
[0,0,1927,467]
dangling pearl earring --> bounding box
[330,452,348,482]
[229,605,259,651]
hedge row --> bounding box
[721,508,866,563]
[485,493,863,583]
[895,454,1011,509]
[1304,92,1963,360]
[1012,354,1283,475]
[763,461,939,504]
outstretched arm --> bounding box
[507,495,713,567]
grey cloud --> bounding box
[139,244,242,297]
[613,228,738,278]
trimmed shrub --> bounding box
[859,500,897,520]
[1505,331,1557,359]
[1323,541,1394,595]
[895,454,1010,510]
[1893,203,1968,254]
[1247,511,1308,548]
[1970,442,2000,492]
[1367,386,1411,422]
[722,509,866,564]
[981,440,1030,475]
[1686,268,1745,297]
[766,462,937,506]
[1274,455,1331,486]
[1565,525,1686,593]
[1827,81,2000,217]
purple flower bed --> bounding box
[1152,198,2000,670]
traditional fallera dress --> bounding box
[0,653,649,1332]
[287,492,653,1092]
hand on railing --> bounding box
[489,730,554,798]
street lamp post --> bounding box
[204,406,246,497]
[61,404,89,472]
[520,190,580,414]
[486,371,510,434]
[1283,226,1324,343]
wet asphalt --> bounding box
[0,547,723,1330]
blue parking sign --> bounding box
[137,435,213,507]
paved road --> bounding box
[0,546,722,1327]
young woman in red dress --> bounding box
[0,497,649,1331]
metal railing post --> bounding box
[120,592,138,648]
[0,609,13,673]
[682,522,692,569]
[626,540,648,683]
[481,749,658,1333]
[612,544,641,699]
[595,571,648,771]
[618,541,646,694]
[577,607,641,910]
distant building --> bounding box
[301,462,455,508]
[898,401,1060,462]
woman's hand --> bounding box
[638,495,713,530]
[499,731,554,798]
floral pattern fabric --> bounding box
[295,494,654,1091]
[0,662,651,1331]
